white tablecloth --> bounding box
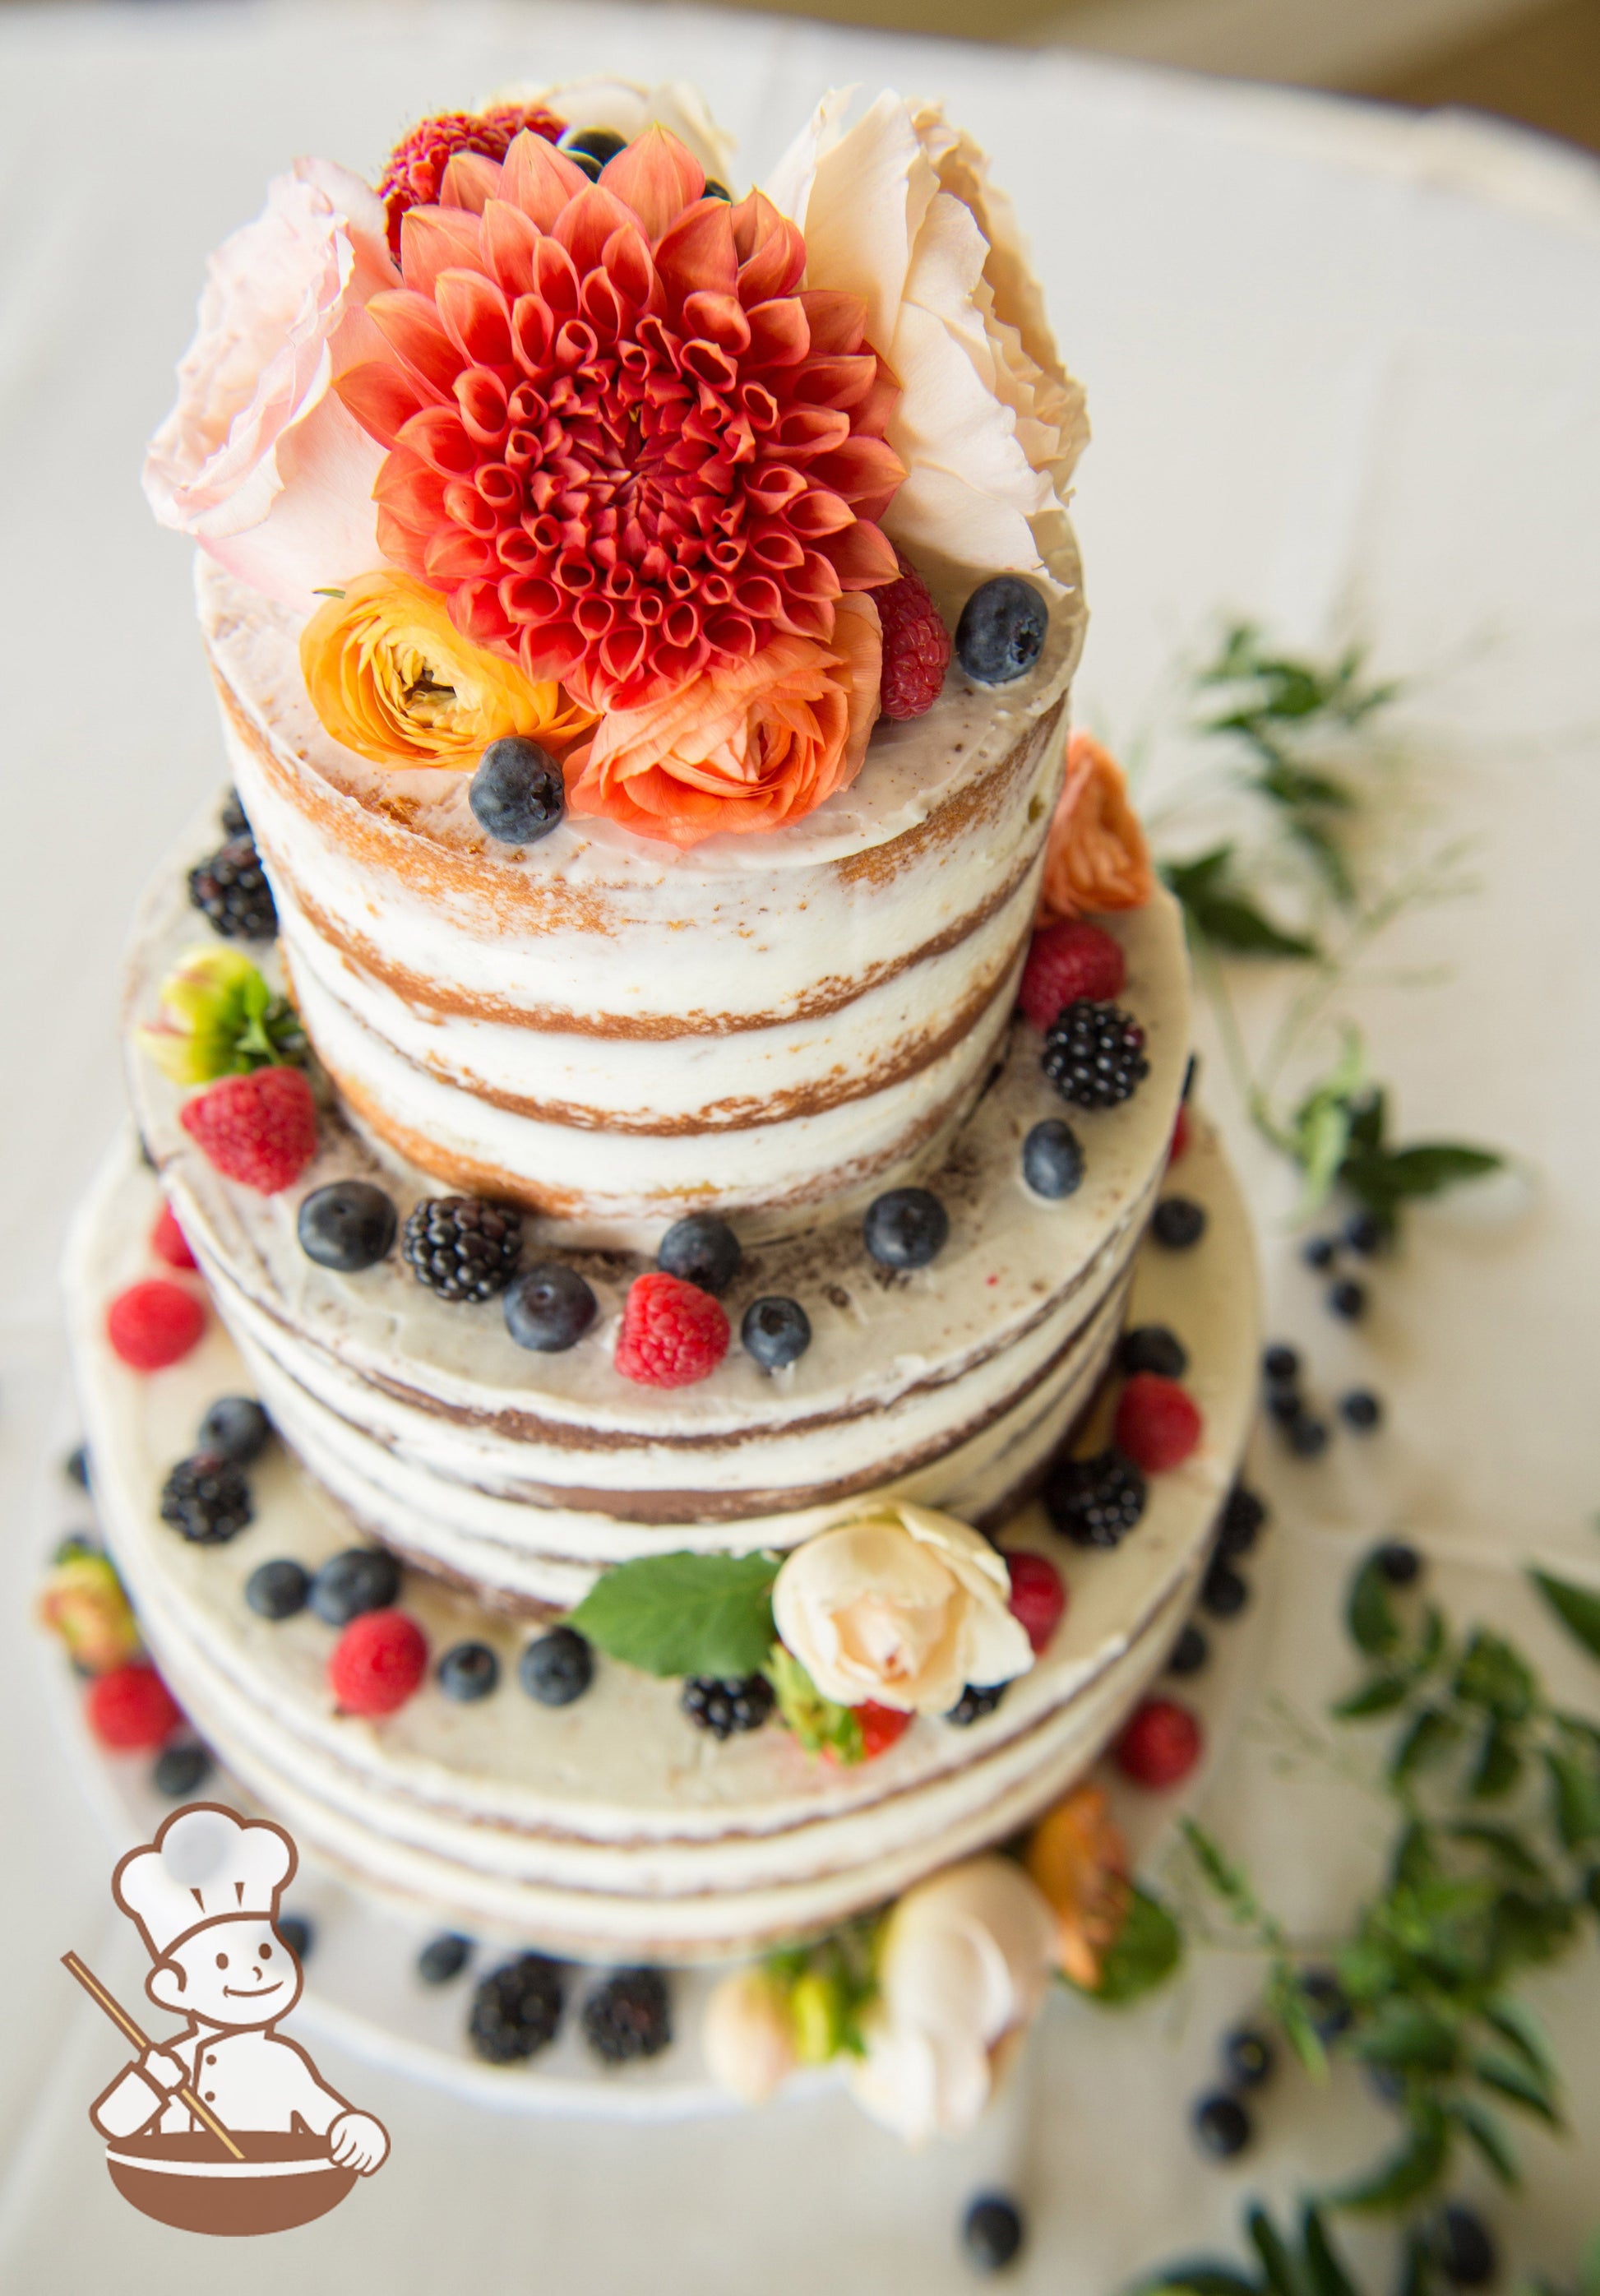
[3,6,1599,2288]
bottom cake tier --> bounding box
[63,1116,1257,1965]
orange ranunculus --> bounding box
[1038,730,1154,924]
[1024,1781,1132,1988]
[562,595,882,849]
[299,570,594,769]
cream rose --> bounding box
[483,75,738,187]
[703,1969,799,2107]
[142,159,397,608]
[771,1500,1033,1717]
[766,90,1087,575]
[851,1856,1057,2144]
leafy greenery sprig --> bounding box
[1145,2199,1600,2296]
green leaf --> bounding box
[1074,1884,1184,2006]
[1472,2048,1561,2126]
[1398,2231,1435,2296]
[1270,1968,1330,2081]
[567,1550,779,1678]
[1390,1706,1463,1786]
[1246,2208,1303,2296]
[1137,2277,1260,2296]
[1468,1718,1524,1802]
[1161,850,1318,961]
[1546,1747,1600,1850]
[1579,2229,1600,2296]
[1348,1553,1403,1660]
[1332,1674,1413,1720]
[1255,757,1356,812]
[1299,2206,1360,2296]
[1330,2104,1450,2213]
[1348,2000,1459,2074]
[1529,1570,1600,1664]
[1481,1997,1557,2088]
[1446,1822,1547,1882]
[1448,2098,1520,2188]
[1454,1631,1537,1721]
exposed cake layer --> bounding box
[200,539,1086,1235]
[66,1120,1257,1960]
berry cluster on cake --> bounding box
[53,76,1260,2139]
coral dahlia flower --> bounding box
[335,126,905,714]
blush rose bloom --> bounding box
[563,596,881,849]
[771,1499,1034,1717]
[142,160,398,609]
[703,1969,799,2106]
[1038,730,1154,923]
[851,1856,1057,2143]
[767,91,1087,576]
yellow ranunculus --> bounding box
[298,572,594,769]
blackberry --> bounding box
[682,1674,775,1739]
[1041,1000,1149,1110]
[187,835,277,940]
[1118,1324,1187,1380]
[1168,1622,1209,1677]
[946,1682,1007,1726]
[418,1932,472,1986]
[1193,2092,1252,2159]
[1218,1484,1267,1557]
[402,1196,522,1303]
[160,1454,252,1545]
[246,1559,310,1621]
[962,2193,1025,2274]
[1152,1197,1206,1250]
[469,1953,565,2062]
[154,1742,213,1798]
[657,1212,742,1297]
[1044,1447,1146,1548]
[310,1547,400,1626]
[197,1396,272,1465]
[581,1967,672,2064]
[219,787,250,838]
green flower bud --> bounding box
[138,946,306,1085]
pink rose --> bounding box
[142,160,397,607]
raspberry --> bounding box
[1006,1550,1066,1654]
[87,1664,183,1751]
[150,1202,197,1270]
[1169,1103,1191,1163]
[106,1280,205,1371]
[1115,1697,1202,1788]
[1115,1373,1204,1473]
[1018,919,1126,1030]
[856,1702,913,1760]
[328,1609,428,1716]
[179,1067,317,1193]
[876,551,951,720]
[381,104,565,259]
[614,1271,729,1387]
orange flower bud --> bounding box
[1038,731,1154,924]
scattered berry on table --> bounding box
[469,736,565,844]
[855,1702,913,1761]
[187,835,277,941]
[468,1954,565,2063]
[107,1280,205,1371]
[1041,1000,1149,1110]
[276,1914,313,1961]
[87,1663,182,1751]
[876,549,951,720]
[154,1742,213,1798]
[582,1968,672,2065]
[403,1197,522,1303]
[520,1626,594,1707]
[505,1263,599,1353]
[1168,1103,1191,1163]
[1218,1484,1267,1557]
[1151,1197,1206,1250]
[1192,2092,1252,2159]
[160,1454,252,1544]
[1045,1448,1147,1548]
[962,2193,1025,2274]
[1118,1324,1187,1380]
[1340,1388,1384,1432]
[614,1271,730,1386]
[437,1641,501,1703]
[329,1609,428,1715]
[1431,2204,1498,2289]
[1018,919,1126,1030]
[1200,1558,1250,1619]
[1365,2062,1407,2108]
[180,1065,317,1193]
[742,1296,812,1371]
[219,787,250,839]
[1006,1550,1066,1654]
[1266,1389,1302,1427]
[1327,1276,1367,1322]
[198,1396,272,1465]
[65,1443,90,1489]
[418,1933,472,1986]
[682,1674,775,1738]
[1115,1372,1203,1474]
[1222,2025,1275,2089]
[1302,1234,1338,1271]
[1299,1967,1353,2040]
[946,1683,1008,1726]
[1343,1210,1385,1257]
[863,1187,950,1270]
[955,575,1048,684]
[247,1558,311,1621]
[1167,1622,1209,1677]
[1262,1342,1300,1386]
[1376,1540,1422,1587]
[150,1202,197,1271]
[1285,1412,1330,1460]
[1116,1697,1203,1788]
[298,1179,398,1271]
[657,1212,742,1297]
[1021,1118,1085,1200]
[310,1548,401,1627]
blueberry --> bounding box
[1432,2205,1497,2288]
[1262,1343,1300,1386]
[1286,1413,1330,1460]
[1218,1485,1266,1557]
[64,1443,90,1489]
[1376,1540,1422,1587]
[657,1213,742,1297]
[1365,2061,1407,2107]
[153,1743,213,1798]
[559,125,628,174]
[298,1179,398,1272]
[1182,1053,1198,1102]
[1299,1967,1353,2039]
[1118,1324,1187,1380]
[504,1263,598,1352]
[197,1396,273,1465]
[1328,1277,1367,1322]
[703,178,732,201]
[520,1626,593,1707]
[1301,1235,1338,1271]
[1021,1118,1084,1199]
[1339,1388,1383,1432]
[1222,2025,1275,2089]
[955,576,1048,685]
[246,1558,311,1621]
[742,1296,812,1371]
[863,1187,949,1270]
[1266,1389,1303,1427]
[437,1641,500,1702]
[418,1932,473,1986]
[1192,2092,1251,2158]
[277,1914,313,1960]
[309,1548,400,1627]
[1201,1559,1249,1619]
[469,736,565,845]
[1168,1623,1209,1677]
[962,2193,1024,2273]
[1152,1197,1206,1250]
[1343,1210,1385,1257]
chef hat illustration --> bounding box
[113,1804,297,1960]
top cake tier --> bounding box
[204,543,1084,1238]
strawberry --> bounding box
[179,1067,317,1194]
